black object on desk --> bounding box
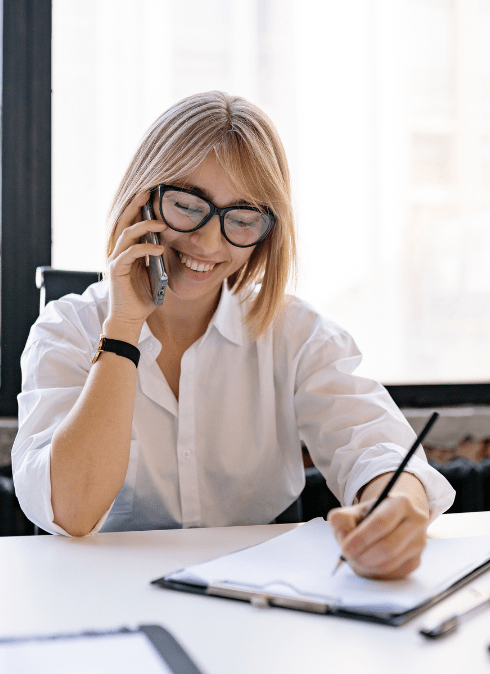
[419,590,490,639]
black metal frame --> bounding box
[0,1,52,416]
[387,383,490,409]
[155,184,276,247]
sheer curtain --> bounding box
[52,0,490,384]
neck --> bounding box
[148,284,222,345]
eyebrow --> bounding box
[177,183,253,208]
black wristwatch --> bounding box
[91,335,140,368]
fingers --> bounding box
[328,495,429,579]
[111,223,166,262]
[108,242,165,278]
[347,518,426,579]
[104,192,169,323]
[328,501,370,543]
[112,191,167,250]
[117,191,152,231]
[109,207,167,261]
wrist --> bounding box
[102,317,143,347]
[92,336,140,368]
[359,472,430,518]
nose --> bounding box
[189,213,223,252]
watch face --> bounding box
[91,336,105,364]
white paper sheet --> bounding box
[0,632,173,674]
[167,518,490,613]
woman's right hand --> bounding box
[105,191,168,334]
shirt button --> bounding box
[144,342,153,351]
[183,450,191,459]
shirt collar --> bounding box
[139,321,154,345]
[138,282,245,353]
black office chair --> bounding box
[36,266,102,311]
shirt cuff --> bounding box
[344,443,456,522]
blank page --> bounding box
[0,632,173,674]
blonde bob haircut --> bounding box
[106,91,297,339]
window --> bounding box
[3,0,490,414]
[52,0,490,395]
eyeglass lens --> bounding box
[160,190,272,246]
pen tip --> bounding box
[332,556,345,576]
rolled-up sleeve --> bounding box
[294,317,455,520]
[11,297,111,535]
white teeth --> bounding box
[178,252,216,272]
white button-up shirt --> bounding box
[12,281,454,535]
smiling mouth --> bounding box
[178,252,217,272]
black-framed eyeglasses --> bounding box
[152,184,276,248]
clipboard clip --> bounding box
[207,582,333,614]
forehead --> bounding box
[177,153,253,208]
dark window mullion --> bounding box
[0,0,51,416]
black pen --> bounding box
[332,411,439,575]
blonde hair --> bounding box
[106,91,297,339]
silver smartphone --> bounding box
[141,200,168,306]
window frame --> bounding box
[0,0,51,416]
[386,383,490,409]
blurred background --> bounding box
[52,0,490,386]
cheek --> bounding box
[159,229,183,247]
[232,247,255,270]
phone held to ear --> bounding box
[141,200,168,306]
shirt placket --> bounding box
[176,345,201,528]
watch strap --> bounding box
[92,336,140,368]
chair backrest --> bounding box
[36,266,102,311]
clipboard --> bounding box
[152,559,490,626]
[150,519,490,627]
[0,624,204,674]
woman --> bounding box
[12,91,454,579]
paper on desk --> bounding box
[166,518,490,614]
[0,632,173,674]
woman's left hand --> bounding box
[327,473,430,579]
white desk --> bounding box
[1,513,489,674]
